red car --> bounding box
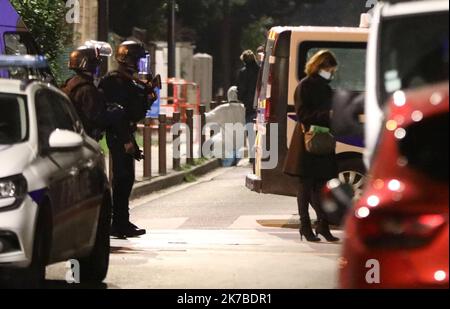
[339,82,449,289]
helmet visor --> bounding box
[84,40,113,57]
[138,54,152,75]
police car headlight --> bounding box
[0,175,27,210]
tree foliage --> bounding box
[109,0,370,91]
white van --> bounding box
[246,26,369,198]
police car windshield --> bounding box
[0,94,28,145]
[380,11,449,105]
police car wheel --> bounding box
[79,193,111,284]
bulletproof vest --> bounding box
[62,75,89,100]
[99,71,150,125]
[61,74,105,140]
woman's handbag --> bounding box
[302,124,336,155]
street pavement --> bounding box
[46,163,343,289]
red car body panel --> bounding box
[340,82,449,289]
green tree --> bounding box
[110,0,368,92]
[240,16,273,53]
[10,0,72,82]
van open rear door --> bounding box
[247,26,369,198]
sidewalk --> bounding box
[105,129,222,200]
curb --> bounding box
[130,158,222,200]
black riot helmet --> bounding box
[115,41,148,73]
[68,46,100,74]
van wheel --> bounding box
[79,193,111,284]
[337,155,367,202]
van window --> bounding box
[298,42,367,92]
[2,32,43,80]
[4,32,38,55]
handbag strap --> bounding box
[300,123,307,134]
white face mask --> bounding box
[319,70,333,80]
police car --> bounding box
[0,55,111,287]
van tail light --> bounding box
[264,98,271,121]
[264,71,273,121]
[358,212,447,249]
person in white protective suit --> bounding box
[205,88,246,166]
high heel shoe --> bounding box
[300,220,321,242]
[315,220,340,242]
[300,231,321,242]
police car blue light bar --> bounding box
[0,55,49,69]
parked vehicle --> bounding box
[245,25,369,199]
[0,56,111,288]
[340,82,449,288]
[0,0,37,55]
[323,0,449,288]
[364,0,449,166]
[0,0,53,80]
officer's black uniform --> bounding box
[62,72,129,143]
[98,70,151,236]
[62,45,127,142]
[62,73,106,140]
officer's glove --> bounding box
[134,149,145,162]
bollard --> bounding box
[172,112,181,171]
[186,108,195,165]
[199,104,206,158]
[143,118,152,178]
[158,114,167,175]
[209,101,216,141]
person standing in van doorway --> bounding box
[237,50,260,163]
[256,46,265,66]
[283,50,340,243]
[237,50,260,125]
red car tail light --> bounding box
[357,212,447,249]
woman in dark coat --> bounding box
[283,50,339,242]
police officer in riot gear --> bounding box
[62,46,106,140]
[62,43,126,142]
[99,41,157,238]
